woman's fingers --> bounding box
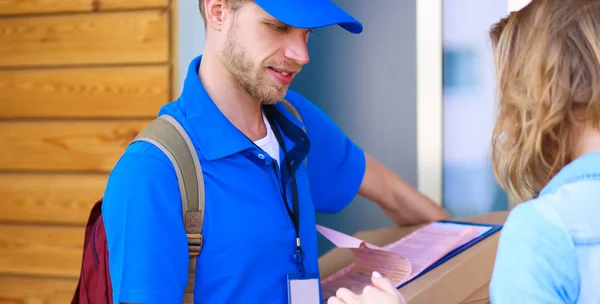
[327,296,347,304]
[371,271,407,304]
[334,287,359,304]
[371,271,398,294]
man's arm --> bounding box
[358,153,449,226]
[285,92,450,221]
[103,143,189,303]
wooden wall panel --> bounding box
[0,276,78,304]
[0,0,178,300]
[0,173,107,225]
[0,121,150,172]
[0,10,169,67]
[0,65,170,118]
[0,225,83,278]
[0,0,169,16]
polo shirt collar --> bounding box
[176,55,306,161]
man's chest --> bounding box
[197,159,313,251]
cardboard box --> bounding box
[318,211,508,304]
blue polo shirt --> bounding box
[102,55,366,303]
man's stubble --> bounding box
[220,17,287,105]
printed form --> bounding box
[317,222,491,300]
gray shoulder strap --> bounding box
[281,99,305,133]
[131,114,204,304]
[281,99,307,167]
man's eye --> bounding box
[271,24,287,31]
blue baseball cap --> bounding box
[253,0,363,34]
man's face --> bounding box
[219,2,311,104]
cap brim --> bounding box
[253,0,363,34]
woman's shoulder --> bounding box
[530,179,600,241]
[490,198,580,303]
[501,198,569,245]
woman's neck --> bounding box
[572,125,600,159]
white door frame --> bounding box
[416,0,443,206]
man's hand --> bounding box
[359,153,449,226]
[327,271,407,304]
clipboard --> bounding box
[397,220,503,288]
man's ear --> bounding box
[204,0,226,30]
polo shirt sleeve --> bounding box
[102,142,189,304]
[489,202,579,303]
[287,92,366,214]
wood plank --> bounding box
[0,120,150,172]
[0,225,84,278]
[170,0,179,100]
[0,66,169,118]
[0,173,107,225]
[0,10,168,67]
[0,275,78,304]
[0,0,168,16]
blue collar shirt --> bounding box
[102,56,366,303]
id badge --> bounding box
[287,273,322,304]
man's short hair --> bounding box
[198,0,249,28]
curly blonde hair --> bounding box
[490,0,600,202]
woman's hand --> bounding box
[327,271,406,304]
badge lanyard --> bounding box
[264,110,306,277]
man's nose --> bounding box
[284,33,310,66]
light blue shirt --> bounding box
[490,151,600,303]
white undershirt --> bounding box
[254,113,281,167]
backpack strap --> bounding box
[281,99,305,133]
[281,99,308,167]
[131,114,204,304]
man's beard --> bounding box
[221,25,288,105]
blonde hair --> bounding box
[490,0,600,202]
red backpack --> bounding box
[71,114,206,304]
[71,101,304,304]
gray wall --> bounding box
[178,0,419,256]
[176,1,205,97]
[289,0,418,255]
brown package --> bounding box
[318,211,509,304]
